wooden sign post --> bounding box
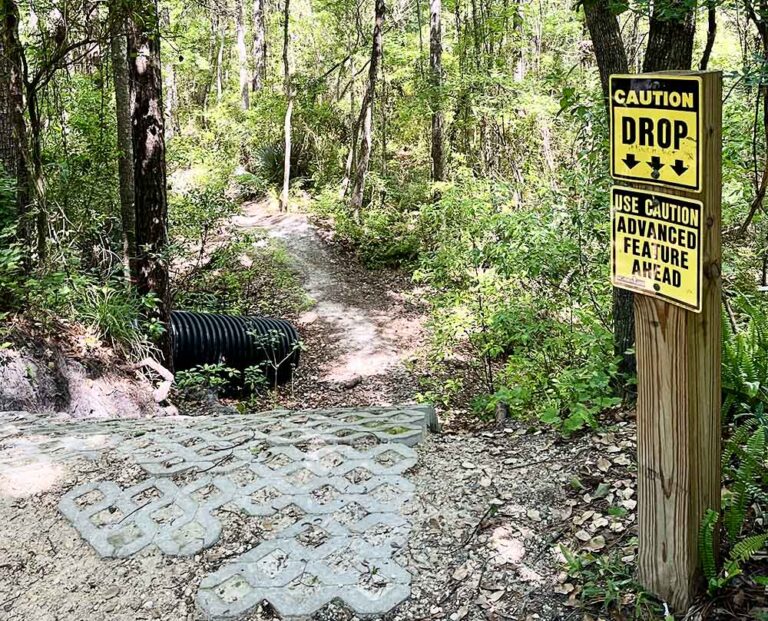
[609,71,722,610]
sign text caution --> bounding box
[610,75,701,191]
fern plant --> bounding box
[699,509,719,588]
[724,426,766,541]
[722,295,768,419]
[701,519,768,594]
[699,416,768,594]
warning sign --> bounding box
[611,186,703,312]
[610,75,701,191]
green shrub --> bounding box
[176,363,241,392]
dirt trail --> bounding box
[233,198,425,407]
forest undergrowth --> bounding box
[3,0,768,616]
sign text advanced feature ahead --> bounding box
[611,186,703,312]
[610,75,702,192]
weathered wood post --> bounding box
[609,70,722,610]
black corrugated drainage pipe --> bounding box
[170,311,300,385]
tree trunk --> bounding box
[0,0,29,232]
[109,19,136,282]
[416,0,425,78]
[582,0,628,103]
[280,99,293,211]
[27,88,47,263]
[642,3,695,72]
[279,0,292,212]
[350,0,385,217]
[160,7,178,138]
[339,54,358,199]
[429,0,444,184]
[582,0,635,394]
[235,0,250,109]
[216,16,226,103]
[127,0,173,369]
[700,3,717,70]
[83,1,102,72]
[252,0,266,91]
[0,36,16,179]
[743,3,768,269]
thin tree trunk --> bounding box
[280,99,293,211]
[416,0,425,78]
[380,49,387,183]
[252,0,266,91]
[195,15,216,110]
[165,62,179,136]
[0,35,16,178]
[743,2,768,270]
[160,7,178,137]
[339,54,357,199]
[470,0,482,70]
[700,4,717,70]
[109,20,136,282]
[235,0,250,109]
[350,0,385,217]
[216,17,226,103]
[582,0,635,394]
[127,0,173,369]
[27,89,46,263]
[83,1,101,72]
[279,0,292,212]
[430,0,444,185]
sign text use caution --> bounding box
[611,186,703,312]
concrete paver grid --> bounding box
[0,405,434,620]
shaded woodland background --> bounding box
[3,0,768,615]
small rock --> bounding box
[103,585,120,600]
[341,375,363,389]
[586,535,606,551]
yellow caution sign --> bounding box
[611,186,703,312]
[610,75,701,191]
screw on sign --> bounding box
[608,71,722,612]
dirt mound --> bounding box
[0,347,162,419]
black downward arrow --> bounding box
[648,156,664,171]
[671,159,688,176]
[623,153,639,169]
[648,156,664,179]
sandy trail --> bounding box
[233,199,424,404]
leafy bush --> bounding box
[411,173,617,430]
[693,296,768,597]
[311,184,423,267]
[74,283,144,348]
[559,544,662,617]
[174,234,309,317]
[176,363,241,392]
[170,185,239,250]
[231,170,270,201]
